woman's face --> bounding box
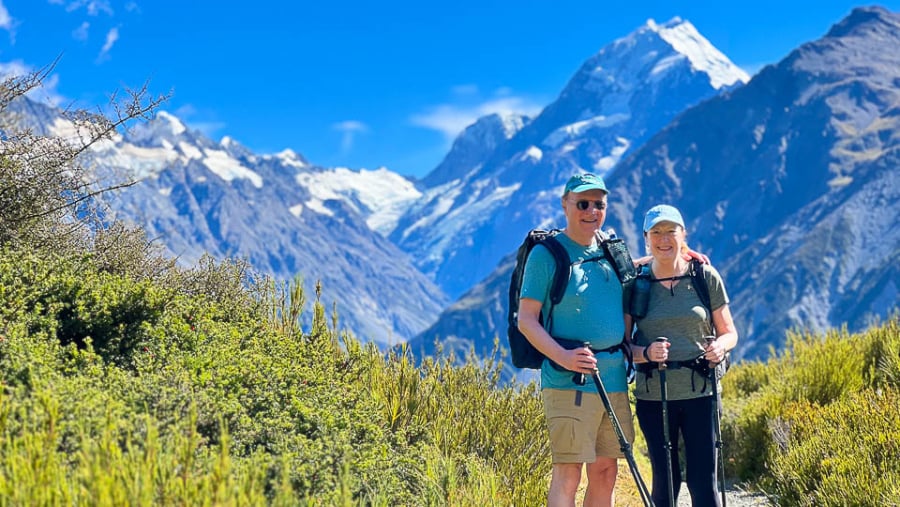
[645,221,685,262]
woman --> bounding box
[628,204,738,507]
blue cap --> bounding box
[643,204,685,232]
[563,173,608,196]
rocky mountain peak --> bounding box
[567,16,748,105]
[421,112,530,188]
[825,5,896,39]
[125,111,189,146]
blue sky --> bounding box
[1,1,897,178]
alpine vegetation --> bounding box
[0,65,897,506]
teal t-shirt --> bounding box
[520,233,628,393]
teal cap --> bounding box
[563,173,608,196]
[643,204,685,232]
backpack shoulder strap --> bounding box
[629,263,652,320]
[637,263,652,278]
[542,235,570,305]
[690,259,732,374]
[689,259,713,325]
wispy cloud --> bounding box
[333,120,368,154]
[0,0,19,42]
[411,87,544,142]
[72,21,90,41]
[95,26,119,62]
[0,60,66,106]
[49,0,114,16]
[0,1,12,31]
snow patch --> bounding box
[304,198,334,217]
[753,125,766,145]
[48,117,91,144]
[593,137,631,172]
[520,146,543,162]
[156,111,187,136]
[178,141,203,160]
[202,149,264,188]
[275,149,308,168]
[498,112,529,138]
[91,142,177,179]
[295,167,420,234]
[653,19,750,89]
[544,115,630,149]
[401,183,464,241]
[424,180,522,264]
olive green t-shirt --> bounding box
[632,264,729,401]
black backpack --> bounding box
[507,228,637,369]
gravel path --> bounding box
[674,483,773,506]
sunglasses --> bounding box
[570,199,606,211]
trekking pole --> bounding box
[656,337,675,507]
[705,336,727,507]
[588,365,655,507]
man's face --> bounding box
[562,189,607,242]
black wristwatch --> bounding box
[642,345,651,362]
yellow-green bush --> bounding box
[722,316,900,503]
[1,235,897,506]
[0,244,561,504]
[367,344,550,504]
[768,389,900,506]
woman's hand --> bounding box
[646,340,670,363]
[704,338,727,364]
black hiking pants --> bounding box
[636,396,721,507]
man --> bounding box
[517,173,633,507]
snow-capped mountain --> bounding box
[9,99,448,346]
[420,112,531,189]
[391,17,749,300]
[293,166,422,236]
[409,6,900,368]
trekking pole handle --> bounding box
[654,337,668,370]
[704,335,720,365]
[572,342,592,386]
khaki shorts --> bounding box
[542,388,634,463]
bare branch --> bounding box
[0,60,170,250]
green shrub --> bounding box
[367,342,551,505]
[768,389,900,506]
[723,315,900,498]
[0,215,896,504]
